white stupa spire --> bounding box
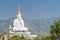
[17,4,21,18]
[17,4,21,14]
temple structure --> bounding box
[7,4,37,40]
[0,4,37,40]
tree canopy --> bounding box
[50,20,60,40]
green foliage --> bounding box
[41,36,51,40]
[11,35,21,40]
[50,20,60,40]
[33,37,40,40]
[11,35,29,40]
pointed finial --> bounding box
[9,25,11,29]
[17,4,21,15]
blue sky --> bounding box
[0,0,60,20]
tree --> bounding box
[50,20,60,40]
[33,37,40,40]
[11,35,21,40]
[41,36,51,40]
[11,35,28,40]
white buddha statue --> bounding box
[13,4,28,31]
[13,17,24,28]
